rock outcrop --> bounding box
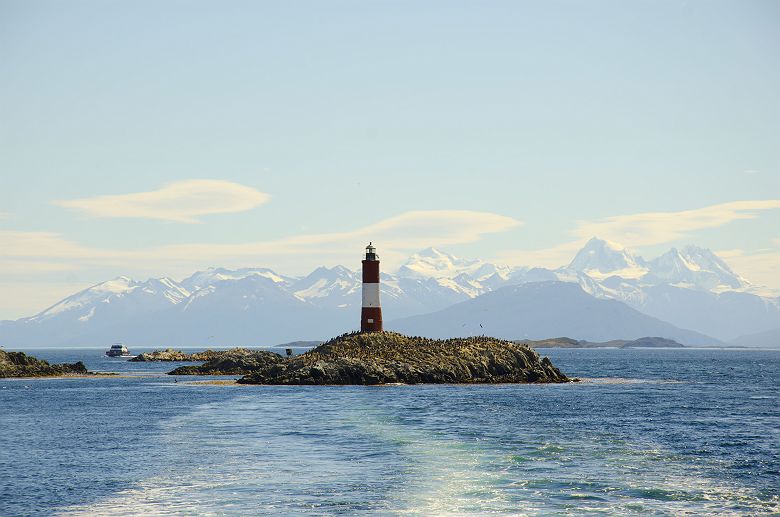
[168,350,284,375]
[238,331,570,385]
[130,348,254,362]
[0,349,88,378]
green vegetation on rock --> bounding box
[0,349,88,378]
[238,331,570,385]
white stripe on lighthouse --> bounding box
[362,283,380,307]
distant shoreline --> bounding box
[516,336,688,349]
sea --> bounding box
[0,347,778,516]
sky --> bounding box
[0,0,778,319]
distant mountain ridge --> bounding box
[730,328,780,348]
[1,238,778,347]
[389,282,718,346]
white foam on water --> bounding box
[579,377,685,385]
[55,393,780,516]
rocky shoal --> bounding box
[0,349,88,378]
[169,350,284,375]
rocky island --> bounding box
[169,350,284,375]
[237,331,570,385]
[130,347,255,362]
[0,349,88,378]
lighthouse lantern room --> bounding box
[361,242,383,332]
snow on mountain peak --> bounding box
[181,267,289,292]
[398,248,487,279]
[680,246,738,275]
[646,246,745,290]
[29,275,190,322]
[415,247,452,259]
[292,265,359,300]
[568,237,648,279]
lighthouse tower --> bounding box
[361,242,383,332]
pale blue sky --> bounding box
[1,0,779,318]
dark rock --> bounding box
[0,350,88,378]
[168,350,284,375]
[238,331,570,385]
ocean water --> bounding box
[0,348,778,516]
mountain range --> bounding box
[1,238,778,347]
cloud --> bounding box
[146,210,522,270]
[54,179,270,223]
[0,282,95,320]
[0,260,80,274]
[495,200,780,271]
[573,200,780,248]
[0,231,112,258]
[0,210,521,273]
[496,241,583,270]
[716,248,780,293]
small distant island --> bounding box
[0,349,88,378]
[516,336,685,349]
[130,348,255,362]
[233,331,570,385]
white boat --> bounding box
[105,343,131,357]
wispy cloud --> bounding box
[496,200,780,271]
[54,179,270,223]
[573,200,780,248]
[0,282,95,320]
[0,231,123,261]
[0,210,521,274]
[716,248,780,293]
[0,260,80,274]
[495,241,583,270]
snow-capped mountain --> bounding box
[182,267,291,292]
[28,276,190,324]
[560,239,778,340]
[398,247,514,281]
[1,238,778,346]
[645,246,746,290]
[0,276,193,347]
[291,266,359,301]
[568,237,648,279]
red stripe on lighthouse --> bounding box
[361,307,383,332]
[362,260,380,283]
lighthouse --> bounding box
[361,242,383,332]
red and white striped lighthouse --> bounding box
[361,242,383,332]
